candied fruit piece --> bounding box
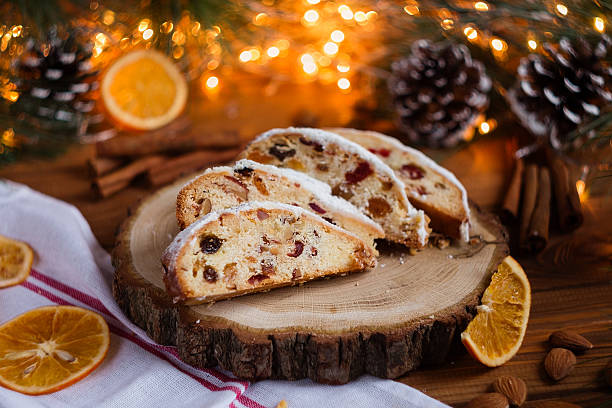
[367,197,392,217]
[308,202,326,214]
[316,163,329,172]
[247,151,274,164]
[253,176,268,196]
[287,241,304,257]
[203,266,218,282]
[248,274,269,285]
[200,235,223,254]
[223,263,238,289]
[401,164,425,180]
[345,161,373,184]
[269,144,296,161]
[310,247,318,256]
[292,268,302,280]
[332,183,354,200]
[261,261,275,275]
[414,186,428,196]
[368,148,391,158]
[257,209,270,220]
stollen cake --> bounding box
[162,201,377,304]
[327,128,470,242]
[239,127,430,248]
[176,159,384,252]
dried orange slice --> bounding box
[461,256,531,367]
[101,49,188,130]
[0,306,110,395]
[0,234,33,288]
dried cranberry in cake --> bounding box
[368,148,391,158]
[308,202,326,214]
[200,235,223,254]
[203,266,218,282]
[287,241,304,257]
[269,144,296,161]
[248,274,269,285]
[401,164,425,180]
[345,162,373,184]
[257,209,269,220]
[162,202,377,304]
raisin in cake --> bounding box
[239,127,430,248]
[162,201,377,304]
[327,128,470,242]
[176,159,384,253]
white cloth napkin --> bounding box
[0,180,448,408]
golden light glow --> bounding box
[491,38,506,51]
[303,62,318,74]
[338,5,354,20]
[138,19,151,32]
[479,121,490,134]
[250,48,261,60]
[277,39,290,50]
[576,180,587,202]
[556,3,568,16]
[11,25,23,37]
[594,17,605,33]
[331,30,345,43]
[205,76,219,89]
[240,50,252,62]
[528,39,537,50]
[142,28,154,40]
[303,9,320,24]
[207,59,219,70]
[354,11,367,23]
[403,5,419,15]
[337,78,351,90]
[173,46,184,59]
[441,19,454,30]
[366,11,378,20]
[254,13,268,26]
[1,128,17,147]
[464,26,478,40]
[191,22,200,36]
[337,63,350,73]
[323,41,339,56]
[307,0,320,4]
[102,10,115,25]
[161,21,174,33]
[474,2,489,11]
[172,31,186,45]
[267,46,280,58]
[94,33,108,47]
[301,53,315,65]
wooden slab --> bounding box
[112,177,508,384]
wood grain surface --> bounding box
[1,82,610,405]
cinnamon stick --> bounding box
[501,158,524,224]
[546,150,583,231]
[93,155,165,198]
[95,126,240,157]
[87,157,124,177]
[519,164,539,250]
[147,148,241,187]
[527,167,551,253]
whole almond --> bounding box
[605,359,612,387]
[549,330,593,352]
[544,348,576,381]
[493,376,527,406]
[466,393,509,408]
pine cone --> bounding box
[507,36,612,150]
[12,27,99,132]
[388,40,491,148]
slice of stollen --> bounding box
[162,201,377,304]
[239,127,430,248]
[327,128,470,242]
[176,159,384,253]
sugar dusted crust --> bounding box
[163,201,377,304]
[176,160,384,252]
[327,128,471,242]
[241,127,430,247]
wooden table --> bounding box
[1,86,610,406]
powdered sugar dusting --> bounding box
[233,159,383,235]
[253,127,416,215]
[328,128,471,242]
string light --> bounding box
[323,41,339,56]
[354,11,367,23]
[138,19,151,32]
[337,63,350,73]
[441,19,454,30]
[576,180,587,202]
[161,21,173,33]
[307,0,320,4]
[205,76,219,89]
[556,4,568,16]
[491,38,507,51]
[403,5,419,15]
[11,25,23,37]
[267,46,280,58]
[303,62,318,74]
[303,10,319,24]
[478,118,497,134]
[102,10,115,25]
[337,78,350,90]
[464,26,478,40]
[594,17,605,33]
[142,28,153,40]
[528,39,537,50]
[239,50,252,62]
[474,2,489,11]
[331,30,344,43]
[254,13,268,26]
[338,5,354,20]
